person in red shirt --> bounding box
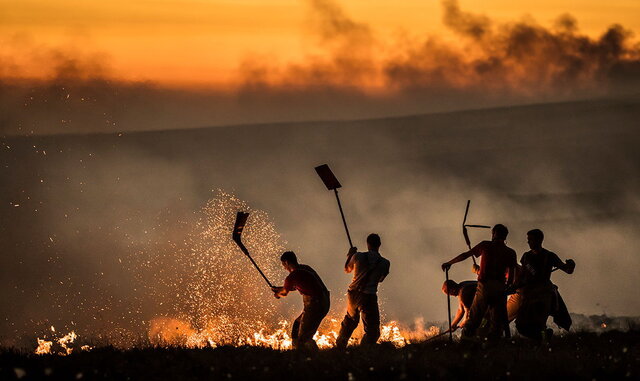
[272,251,330,350]
[442,224,516,339]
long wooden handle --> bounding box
[234,240,274,288]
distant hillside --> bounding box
[1,95,639,345]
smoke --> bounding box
[1,0,639,135]
[2,91,638,349]
[0,0,639,350]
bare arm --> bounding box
[344,247,357,273]
[450,300,465,330]
[442,251,473,271]
[556,259,575,274]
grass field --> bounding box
[1,330,638,380]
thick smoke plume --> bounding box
[1,0,639,135]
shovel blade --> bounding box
[315,164,342,190]
[232,211,250,242]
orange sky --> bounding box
[1,0,639,87]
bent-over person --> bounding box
[442,224,516,339]
[272,251,330,350]
[442,279,477,331]
[336,233,390,349]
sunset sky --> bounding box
[2,0,639,87]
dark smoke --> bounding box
[1,0,639,136]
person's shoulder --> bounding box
[298,264,314,272]
[354,251,368,261]
[284,270,297,283]
[503,244,516,255]
[473,240,491,250]
[479,240,494,248]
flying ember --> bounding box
[137,191,438,349]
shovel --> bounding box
[315,164,353,248]
[232,211,274,288]
[462,200,491,273]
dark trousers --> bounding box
[336,290,380,348]
[291,292,330,349]
[514,282,554,340]
[463,280,510,338]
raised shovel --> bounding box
[232,211,274,288]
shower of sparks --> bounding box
[32,190,440,352]
[139,190,288,345]
[137,190,440,349]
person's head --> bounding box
[280,251,298,272]
[492,224,509,241]
[366,233,381,251]
[527,229,544,250]
[442,280,460,296]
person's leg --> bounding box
[494,292,510,338]
[360,293,380,345]
[507,292,522,323]
[463,281,489,337]
[529,287,554,339]
[515,284,551,340]
[297,296,330,350]
[291,312,303,349]
[336,291,361,349]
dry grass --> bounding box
[1,330,638,380]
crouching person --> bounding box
[272,251,330,350]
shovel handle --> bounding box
[234,239,274,288]
[445,269,453,342]
[334,189,353,248]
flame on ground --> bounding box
[140,192,440,350]
[35,192,440,352]
[34,327,93,355]
[148,316,439,350]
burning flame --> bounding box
[35,339,52,355]
[148,317,438,350]
[57,331,77,355]
[34,327,92,355]
[138,192,441,351]
[32,193,441,352]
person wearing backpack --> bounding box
[335,233,391,349]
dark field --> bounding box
[2,330,638,380]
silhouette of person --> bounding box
[442,224,516,338]
[272,251,330,350]
[442,279,478,331]
[336,233,390,348]
[508,229,575,340]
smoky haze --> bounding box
[1,94,639,348]
[1,0,639,135]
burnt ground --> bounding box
[1,330,638,380]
